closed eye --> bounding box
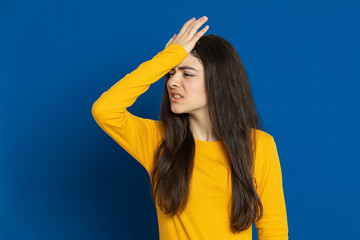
[168,73,194,77]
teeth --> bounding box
[174,95,182,98]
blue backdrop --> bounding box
[1,0,359,239]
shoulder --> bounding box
[251,128,278,170]
[152,119,164,132]
[149,119,165,143]
[129,117,165,149]
[251,128,274,147]
[251,129,277,187]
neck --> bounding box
[189,109,219,142]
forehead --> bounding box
[173,54,203,71]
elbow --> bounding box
[91,101,98,117]
[91,100,104,123]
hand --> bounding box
[165,16,209,54]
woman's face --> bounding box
[167,54,207,116]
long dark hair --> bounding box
[149,34,264,233]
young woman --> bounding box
[92,16,288,239]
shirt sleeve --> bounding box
[254,136,289,240]
[91,43,188,174]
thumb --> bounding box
[165,34,177,48]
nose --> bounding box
[167,72,182,88]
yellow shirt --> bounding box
[91,43,288,240]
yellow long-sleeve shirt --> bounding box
[91,43,288,240]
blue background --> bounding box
[1,0,359,239]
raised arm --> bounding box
[91,17,210,174]
[91,43,188,173]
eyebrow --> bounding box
[171,66,199,72]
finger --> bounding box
[193,25,209,42]
[168,34,177,43]
[187,16,208,38]
[165,34,177,47]
[177,17,196,37]
[182,16,207,39]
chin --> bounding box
[171,109,182,114]
[170,107,186,114]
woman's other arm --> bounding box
[255,135,289,240]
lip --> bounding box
[170,90,184,97]
[169,90,184,102]
[171,95,183,102]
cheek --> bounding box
[189,81,205,92]
[191,84,207,102]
